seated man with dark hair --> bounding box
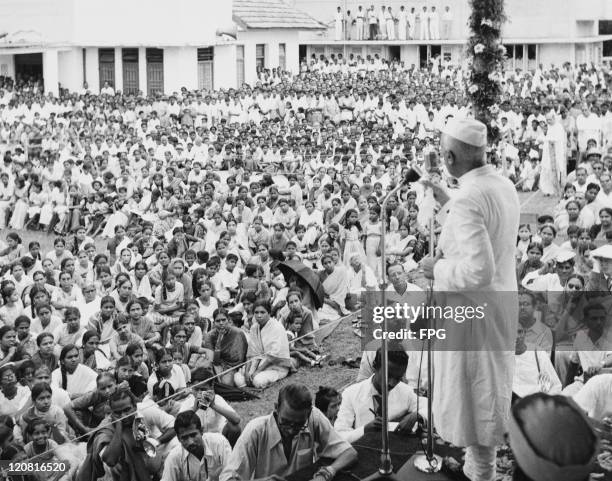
[334,347,427,442]
[162,410,231,481]
[220,383,357,481]
[79,388,176,481]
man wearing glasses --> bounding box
[220,383,356,481]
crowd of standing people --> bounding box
[333,4,453,41]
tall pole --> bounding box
[411,184,443,474]
[378,183,403,474]
[363,183,404,481]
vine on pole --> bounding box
[465,0,507,143]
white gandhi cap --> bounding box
[591,244,612,260]
[441,118,488,147]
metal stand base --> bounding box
[395,454,451,481]
[412,453,443,473]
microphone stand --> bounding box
[363,182,404,481]
[411,211,443,473]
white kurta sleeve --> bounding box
[334,386,365,443]
[433,195,495,289]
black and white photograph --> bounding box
[0,0,611,480]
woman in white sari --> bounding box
[298,201,324,247]
[51,344,97,400]
[386,223,419,272]
[316,254,350,329]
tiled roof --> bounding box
[233,0,326,30]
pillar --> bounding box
[114,47,123,93]
[139,47,147,96]
[43,49,59,97]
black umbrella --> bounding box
[276,260,325,310]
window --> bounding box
[256,44,265,70]
[515,44,524,61]
[527,44,537,60]
[236,45,245,87]
[98,48,115,90]
[279,43,286,71]
[527,44,537,70]
[146,48,164,96]
[601,20,612,57]
[122,48,139,95]
[197,47,214,91]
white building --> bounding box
[296,0,612,70]
[0,0,324,95]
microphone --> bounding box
[402,164,423,185]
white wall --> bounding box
[84,47,99,92]
[164,47,199,93]
[57,48,83,92]
[0,0,232,47]
[401,45,419,67]
[539,44,575,68]
[0,0,74,43]
[214,44,237,90]
[243,42,257,85]
[42,49,59,96]
[72,0,231,47]
[0,55,15,79]
[237,30,302,85]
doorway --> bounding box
[389,45,400,62]
[299,45,307,64]
[14,53,43,83]
[418,45,428,68]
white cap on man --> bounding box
[441,118,487,148]
[591,244,612,260]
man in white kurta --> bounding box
[397,6,408,40]
[539,112,567,197]
[419,6,430,40]
[421,119,520,481]
[334,7,344,41]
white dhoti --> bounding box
[335,20,343,41]
[386,20,395,40]
[398,20,407,40]
[356,19,364,39]
[419,20,430,40]
[429,19,440,40]
[464,445,497,481]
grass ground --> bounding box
[5,191,555,423]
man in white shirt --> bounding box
[419,6,430,40]
[162,410,231,481]
[429,6,440,40]
[513,326,561,399]
[596,171,612,209]
[576,104,602,153]
[346,255,378,304]
[441,6,453,39]
[335,347,427,443]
